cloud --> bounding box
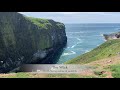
[19,12,120,23]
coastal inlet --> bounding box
[57,24,120,64]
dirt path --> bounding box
[0,73,16,78]
[83,55,120,78]
[85,55,120,68]
[0,55,120,78]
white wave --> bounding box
[68,37,82,40]
[71,43,79,48]
[71,39,82,49]
[67,47,71,49]
[104,39,107,41]
[74,48,84,51]
[100,34,104,36]
[71,44,76,48]
[85,49,93,53]
[76,38,81,41]
[85,50,90,53]
[67,32,84,34]
[93,35,101,37]
[68,37,77,39]
[68,37,83,49]
[97,45,100,46]
[62,51,76,56]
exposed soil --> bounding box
[0,55,120,78]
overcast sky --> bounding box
[19,12,120,24]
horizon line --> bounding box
[64,23,120,24]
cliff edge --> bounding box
[0,12,67,73]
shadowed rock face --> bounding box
[0,12,67,73]
[103,32,120,41]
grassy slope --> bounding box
[84,55,120,78]
[65,39,120,64]
[0,56,119,78]
[1,38,120,78]
[1,55,120,78]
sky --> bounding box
[19,12,120,24]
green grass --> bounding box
[47,74,96,78]
[93,70,107,78]
[48,74,77,78]
[56,23,65,29]
[65,39,120,64]
[26,17,65,30]
[110,64,120,78]
[48,74,80,78]
[26,17,52,30]
[6,72,31,78]
[48,74,68,78]
[94,71,103,76]
[66,74,80,78]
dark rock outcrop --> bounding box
[0,12,67,73]
[103,32,120,41]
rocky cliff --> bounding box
[103,32,120,40]
[0,12,67,73]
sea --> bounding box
[57,23,120,64]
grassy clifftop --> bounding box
[65,39,120,64]
[26,17,65,30]
[0,12,67,73]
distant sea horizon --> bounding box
[57,23,120,64]
[64,23,120,24]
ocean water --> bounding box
[57,23,120,64]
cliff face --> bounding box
[0,12,67,73]
[103,32,120,40]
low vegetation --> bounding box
[26,17,52,30]
[110,64,120,78]
[65,39,120,64]
[1,38,120,78]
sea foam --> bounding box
[62,51,76,56]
